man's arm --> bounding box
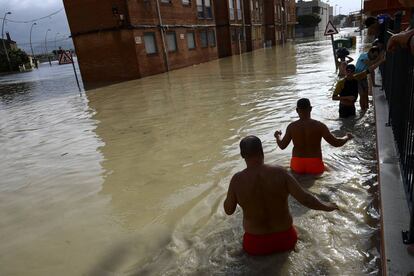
[346,56,354,63]
[387,28,414,52]
[321,123,353,147]
[367,53,386,73]
[285,171,338,211]
[224,174,238,215]
[274,125,292,150]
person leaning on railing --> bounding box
[387,0,414,55]
[387,28,414,55]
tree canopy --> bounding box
[0,49,29,72]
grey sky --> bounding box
[1,0,72,54]
[1,0,362,54]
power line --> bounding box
[17,36,72,46]
[0,8,64,24]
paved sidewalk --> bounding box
[373,86,414,275]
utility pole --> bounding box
[44,29,51,66]
[30,22,37,69]
[1,12,12,72]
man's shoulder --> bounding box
[310,119,326,127]
[264,164,288,175]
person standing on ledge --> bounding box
[224,135,338,256]
[274,98,353,174]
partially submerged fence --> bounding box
[384,45,414,245]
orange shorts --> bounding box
[290,157,325,174]
[243,226,298,255]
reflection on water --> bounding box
[0,33,379,275]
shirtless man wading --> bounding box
[275,98,353,174]
[224,135,338,255]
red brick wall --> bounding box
[63,0,129,34]
[132,27,218,76]
[73,30,140,89]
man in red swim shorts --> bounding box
[274,98,353,175]
[224,136,338,255]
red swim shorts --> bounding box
[290,157,325,174]
[243,226,298,255]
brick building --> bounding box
[364,0,413,30]
[0,32,18,54]
[286,0,297,39]
[64,0,295,88]
[214,0,247,58]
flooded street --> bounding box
[0,32,380,275]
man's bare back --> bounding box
[224,136,338,255]
[224,136,338,235]
[275,99,352,159]
[284,119,326,158]
[228,164,293,234]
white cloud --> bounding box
[2,0,61,11]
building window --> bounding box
[231,29,236,42]
[231,28,244,42]
[197,0,204,17]
[200,31,208,47]
[187,32,196,49]
[197,0,212,18]
[229,0,235,20]
[208,30,216,47]
[205,0,212,18]
[144,33,157,54]
[161,0,171,3]
[182,0,190,5]
[236,0,242,20]
[312,7,320,14]
[166,32,177,52]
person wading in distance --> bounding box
[275,98,353,174]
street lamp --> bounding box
[335,4,338,16]
[339,6,342,15]
[1,11,12,72]
[54,32,60,52]
[44,28,51,66]
[29,22,37,68]
[44,28,51,55]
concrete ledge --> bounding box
[373,86,414,275]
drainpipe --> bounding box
[155,0,170,72]
[240,0,246,52]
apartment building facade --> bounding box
[64,0,295,88]
[296,0,333,38]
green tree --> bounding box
[0,49,30,72]
[297,14,322,27]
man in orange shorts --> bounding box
[224,136,338,255]
[274,98,353,175]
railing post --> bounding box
[403,211,414,244]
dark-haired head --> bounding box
[240,136,264,159]
[364,17,377,27]
[346,64,356,72]
[368,46,381,60]
[296,98,312,118]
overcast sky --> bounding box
[1,0,72,54]
[1,0,362,54]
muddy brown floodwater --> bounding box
[0,31,380,275]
